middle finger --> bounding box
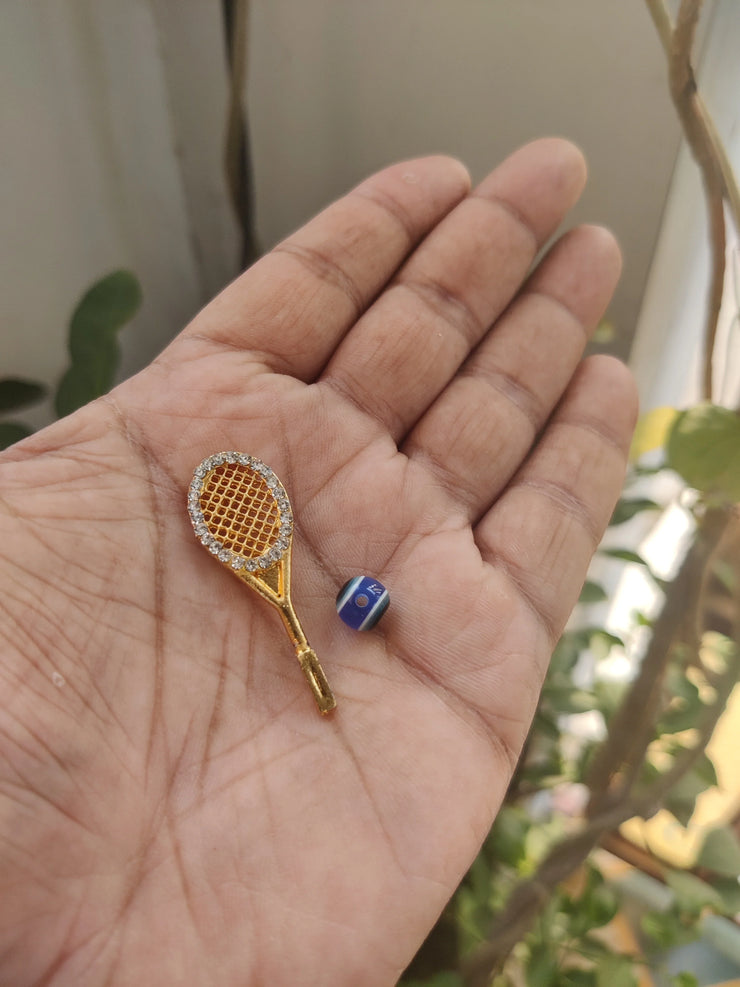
[319,138,587,439]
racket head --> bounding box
[187,452,293,573]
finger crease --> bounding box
[468,190,540,251]
[322,372,406,439]
[458,361,543,433]
[353,186,419,248]
[272,241,366,319]
[514,477,601,547]
[487,550,560,648]
[523,288,589,343]
[183,332,292,376]
[396,277,484,348]
[549,416,628,456]
[410,446,479,514]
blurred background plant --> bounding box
[0,270,142,450]
[402,2,740,984]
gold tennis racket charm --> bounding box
[188,452,336,714]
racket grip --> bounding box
[297,648,336,714]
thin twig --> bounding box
[671,1,724,400]
[645,0,740,234]
[644,0,736,400]
[644,0,674,52]
[702,193,727,400]
[223,0,259,267]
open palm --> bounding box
[0,140,636,986]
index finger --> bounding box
[180,157,471,380]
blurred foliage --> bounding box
[0,270,141,450]
[401,408,740,985]
[403,0,740,979]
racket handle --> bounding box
[297,648,336,714]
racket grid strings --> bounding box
[200,465,280,557]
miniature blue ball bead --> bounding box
[336,576,390,631]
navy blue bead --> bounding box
[336,576,390,631]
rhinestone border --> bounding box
[187,452,293,571]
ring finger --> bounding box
[403,223,622,520]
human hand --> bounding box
[0,139,637,986]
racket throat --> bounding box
[253,563,284,600]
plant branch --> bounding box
[585,507,728,813]
[461,509,729,985]
[223,0,259,267]
[461,642,737,987]
[645,0,740,233]
[644,0,737,400]
[460,798,647,986]
[644,0,674,51]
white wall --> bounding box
[630,0,740,410]
[1,0,682,430]
[248,0,682,352]
[0,0,239,427]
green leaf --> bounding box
[589,629,625,661]
[550,634,583,675]
[600,548,649,566]
[464,850,491,906]
[567,892,617,936]
[55,363,112,418]
[592,318,616,345]
[630,406,678,461]
[692,752,719,788]
[488,806,529,869]
[586,886,619,930]
[541,682,596,714]
[565,867,619,935]
[666,403,740,501]
[525,943,559,987]
[658,701,703,735]
[0,377,47,413]
[670,974,699,987]
[593,629,625,649]
[641,909,684,949]
[595,953,638,987]
[558,971,597,987]
[712,558,737,594]
[709,876,740,914]
[0,421,32,450]
[666,667,702,705]
[665,869,724,914]
[403,974,463,987]
[700,631,737,672]
[68,269,142,365]
[696,826,740,877]
[610,497,660,526]
[664,767,712,827]
[531,710,562,742]
[580,580,608,603]
[56,270,142,417]
[593,680,627,721]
